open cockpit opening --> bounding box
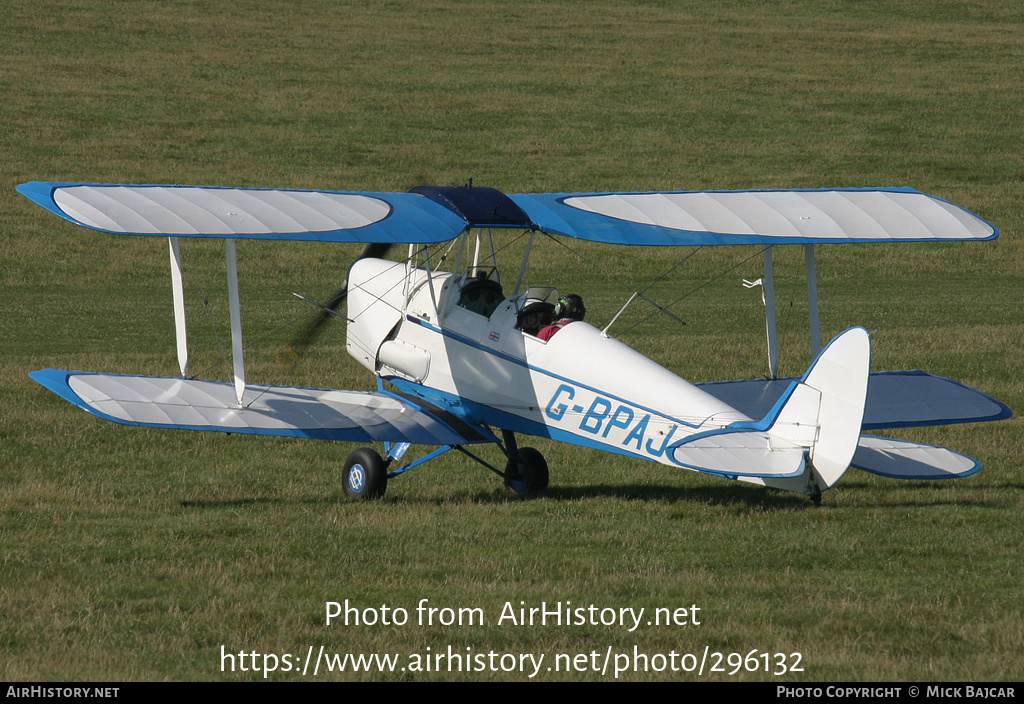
[456,268,505,318]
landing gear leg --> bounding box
[502,430,549,495]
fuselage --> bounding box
[346,258,750,466]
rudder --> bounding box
[769,327,871,495]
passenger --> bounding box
[537,294,585,341]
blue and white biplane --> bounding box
[19,181,1011,503]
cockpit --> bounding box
[456,268,505,318]
[433,265,561,355]
[451,269,559,338]
[449,268,558,333]
[513,290,557,337]
[395,226,569,359]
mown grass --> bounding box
[2,0,1022,682]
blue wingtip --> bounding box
[29,368,88,409]
[16,182,77,224]
[16,181,52,205]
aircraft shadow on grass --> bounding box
[178,478,1021,511]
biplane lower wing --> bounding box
[696,370,1011,430]
[696,371,1008,480]
[29,369,494,446]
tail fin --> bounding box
[671,327,870,498]
[769,326,871,494]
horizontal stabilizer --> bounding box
[671,430,807,478]
[697,370,1010,430]
[853,435,980,480]
[30,369,492,446]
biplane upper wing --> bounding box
[30,369,495,446]
[15,181,470,243]
[511,187,997,244]
[19,182,998,245]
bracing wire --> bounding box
[616,246,768,337]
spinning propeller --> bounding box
[291,241,393,350]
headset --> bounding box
[554,294,585,320]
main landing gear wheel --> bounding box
[504,447,549,495]
[343,447,388,500]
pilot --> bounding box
[538,294,585,341]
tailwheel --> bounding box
[504,447,549,495]
[343,447,388,500]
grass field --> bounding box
[2,0,1022,682]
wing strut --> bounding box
[513,230,536,295]
[421,244,440,315]
[750,245,823,376]
[166,236,246,404]
[168,237,189,377]
[762,246,779,378]
[225,239,246,406]
[805,244,822,357]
